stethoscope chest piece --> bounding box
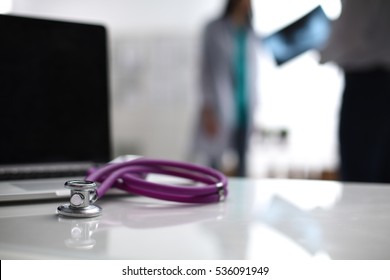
[57,180,102,218]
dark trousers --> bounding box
[210,123,249,177]
[339,68,390,183]
[233,124,249,177]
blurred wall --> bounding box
[9,0,343,178]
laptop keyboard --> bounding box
[0,163,91,180]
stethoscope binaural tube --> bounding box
[57,158,228,218]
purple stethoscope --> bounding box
[57,157,228,218]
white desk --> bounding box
[0,178,389,260]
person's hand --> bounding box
[201,106,218,138]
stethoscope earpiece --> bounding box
[57,180,102,218]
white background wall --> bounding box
[10,0,223,34]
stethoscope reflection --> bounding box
[58,216,100,250]
[57,197,226,250]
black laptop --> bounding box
[0,14,111,201]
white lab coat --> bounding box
[191,17,259,164]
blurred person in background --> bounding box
[192,0,259,177]
[321,0,390,183]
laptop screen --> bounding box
[0,14,111,165]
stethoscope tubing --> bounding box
[86,158,228,203]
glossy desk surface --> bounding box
[1,178,390,260]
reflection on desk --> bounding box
[0,178,390,259]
